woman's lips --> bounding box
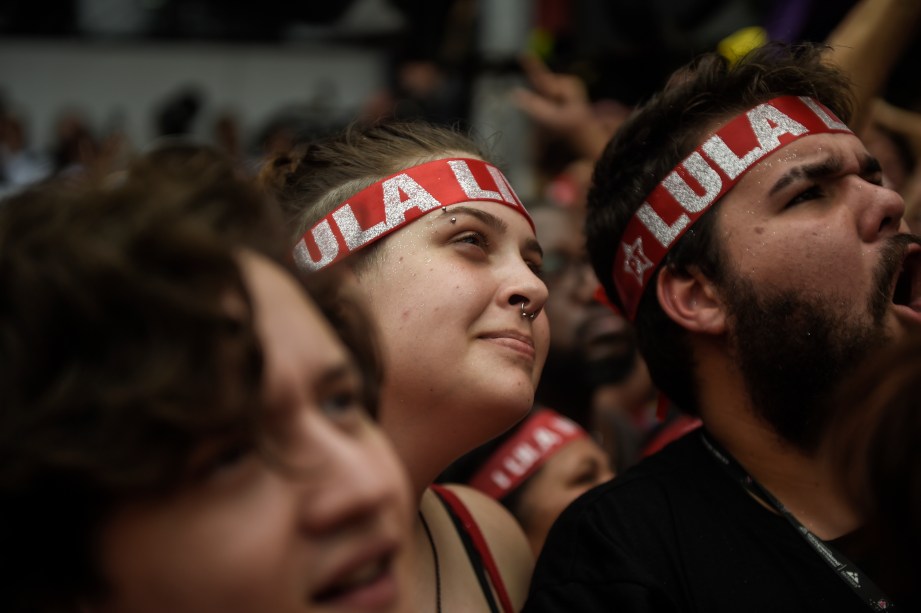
[480,330,536,359]
[312,542,401,611]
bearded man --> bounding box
[524,42,921,613]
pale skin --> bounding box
[656,131,921,540]
[342,179,551,611]
[91,253,416,613]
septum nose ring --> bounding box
[521,301,538,320]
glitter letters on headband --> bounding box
[613,95,851,320]
[469,409,589,500]
[292,157,533,272]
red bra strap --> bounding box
[430,484,515,613]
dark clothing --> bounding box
[524,431,877,613]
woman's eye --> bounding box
[321,388,366,421]
[455,231,489,251]
[786,185,823,208]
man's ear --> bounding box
[656,265,726,334]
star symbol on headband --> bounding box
[623,237,654,285]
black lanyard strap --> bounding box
[699,430,897,612]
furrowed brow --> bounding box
[769,155,844,196]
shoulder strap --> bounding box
[430,483,516,613]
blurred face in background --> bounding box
[531,205,640,392]
[515,437,614,555]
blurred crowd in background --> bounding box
[4,2,921,610]
[4,0,921,466]
[5,0,921,204]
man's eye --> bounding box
[786,185,823,208]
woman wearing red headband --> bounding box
[441,408,614,556]
[263,120,550,613]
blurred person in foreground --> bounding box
[0,147,416,613]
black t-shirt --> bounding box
[524,431,879,613]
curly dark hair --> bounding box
[0,143,380,612]
[585,42,855,416]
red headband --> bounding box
[469,409,589,500]
[292,157,533,272]
[613,95,851,320]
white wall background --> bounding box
[0,38,387,152]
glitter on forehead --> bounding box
[291,157,533,273]
[611,95,853,320]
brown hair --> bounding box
[584,42,855,415]
[0,144,380,612]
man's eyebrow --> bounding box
[768,155,844,196]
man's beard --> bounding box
[720,236,913,452]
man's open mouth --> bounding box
[892,243,921,312]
